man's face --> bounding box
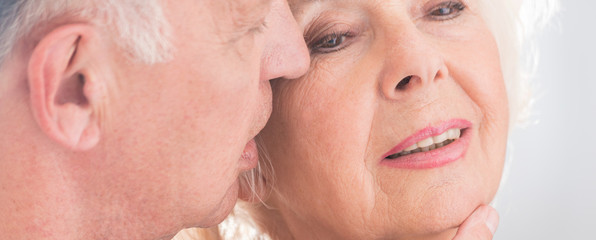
[88,0,308,232]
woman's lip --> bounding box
[381,119,472,169]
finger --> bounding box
[452,205,499,240]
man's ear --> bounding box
[28,24,107,151]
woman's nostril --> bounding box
[396,76,413,90]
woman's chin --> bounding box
[374,187,491,239]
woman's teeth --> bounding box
[387,128,462,159]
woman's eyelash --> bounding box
[309,31,354,54]
[428,1,466,21]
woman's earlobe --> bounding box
[238,168,272,203]
[28,24,105,151]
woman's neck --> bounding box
[251,203,348,240]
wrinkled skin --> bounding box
[255,0,508,239]
[0,0,309,239]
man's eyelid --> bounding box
[232,0,271,35]
[248,19,268,34]
[226,16,266,45]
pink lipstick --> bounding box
[381,119,472,169]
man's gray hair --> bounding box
[0,0,172,65]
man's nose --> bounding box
[260,0,310,82]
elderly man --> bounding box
[0,0,308,239]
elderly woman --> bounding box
[247,0,508,239]
[176,0,556,239]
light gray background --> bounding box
[495,1,596,239]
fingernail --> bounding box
[485,207,500,235]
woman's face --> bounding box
[259,0,508,239]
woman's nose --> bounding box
[260,0,310,82]
[380,26,448,100]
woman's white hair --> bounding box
[0,0,172,65]
[480,0,559,126]
[480,0,559,211]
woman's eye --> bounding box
[310,32,351,54]
[429,1,466,20]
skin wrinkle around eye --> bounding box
[272,42,379,219]
[304,11,383,223]
[254,0,507,239]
